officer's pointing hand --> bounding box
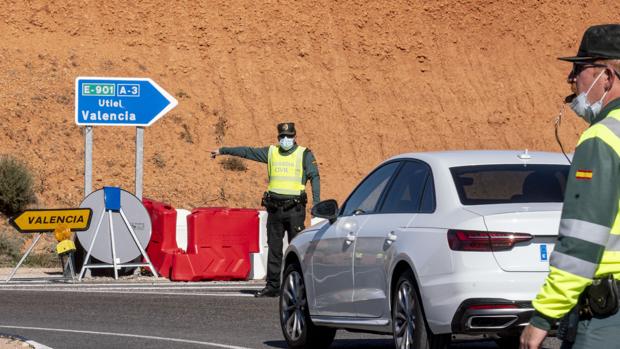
[210,149,220,159]
[519,324,546,349]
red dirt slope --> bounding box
[0,1,616,212]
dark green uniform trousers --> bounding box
[561,311,620,348]
[265,204,306,290]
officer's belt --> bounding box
[264,192,307,209]
[270,196,301,206]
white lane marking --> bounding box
[0,325,254,349]
[0,289,255,297]
[25,338,53,349]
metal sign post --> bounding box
[136,127,144,200]
[84,126,93,197]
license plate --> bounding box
[539,244,548,262]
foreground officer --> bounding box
[520,24,620,348]
[210,122,320,297]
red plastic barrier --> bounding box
[171,207,259,281]
[171,245,251,281]
[187,208,259,253]
[143,198,182,278]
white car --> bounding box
[279,150,570,349]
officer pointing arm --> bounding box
[209,122,320,297]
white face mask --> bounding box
[279,137,295,150]
[570,70,608,124]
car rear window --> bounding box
[450,164,570,205]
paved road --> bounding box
[0,281,561,349]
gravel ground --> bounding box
[0,335,32,349]
[0,267,164,283]
[0,268,61,280]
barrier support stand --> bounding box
[5,233,43,283]
[78,187,158,281]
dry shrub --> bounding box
[152,153,166,168]
[0,230,22,266]
[23,251,58,268]
[176,90,190,99]
[180,124,194,144]
[0,230,63,268]
[0,155,37,216]
[220,158,247,171]
[214,114,228,144]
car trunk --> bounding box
[464,204,561,272]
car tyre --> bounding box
[280,263,336,349]
[392,271,450,349]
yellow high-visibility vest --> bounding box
[267,145,306,196]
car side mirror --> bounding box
[311,199,339,223]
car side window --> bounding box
[419,172,436,213]
[341,162,400,216]
[380,161,429,213]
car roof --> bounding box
[387,150,572,168]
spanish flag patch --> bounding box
[575,169,593,180]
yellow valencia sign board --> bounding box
[9,208,93,233]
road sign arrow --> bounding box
[9,208,93,233]
[75,77,178,127]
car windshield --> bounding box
[450,164,570,205]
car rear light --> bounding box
[447,230,532,251]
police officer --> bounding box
[520,24,620,348]
[210,122,320,297]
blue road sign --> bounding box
[75,77,178,126]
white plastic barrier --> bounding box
[175,209,191,252]
[249,211,266,280]
[249,211,281,280]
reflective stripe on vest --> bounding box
[267,145,306,195]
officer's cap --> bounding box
[559,24,620,62]
[277,122,296,137]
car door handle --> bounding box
[386,231,398,244]
[346,232,356,244]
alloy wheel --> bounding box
[394,280,416,349]
[281,270,307,341]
